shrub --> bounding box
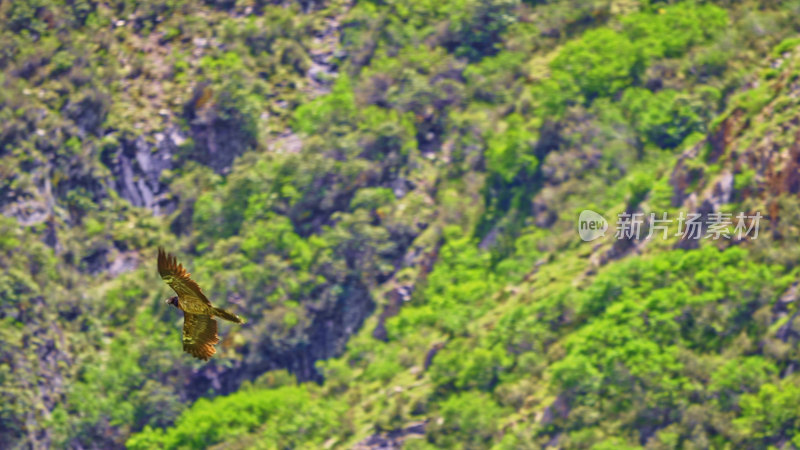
[621,87,707,149]
[484,113,538,183]
[127,385,346,449]
[429,391,507,447]
[550,28,642,100]
[621,3,729,61]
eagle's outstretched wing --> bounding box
[157,247,211,306]
[183,313,220,361]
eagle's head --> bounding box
[166,296,179,308]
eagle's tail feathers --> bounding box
[213,307,245,324]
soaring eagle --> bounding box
[158,247,245,360]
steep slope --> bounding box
[129,2,800,450]
[134,36,800,444]
[4,0,800,449]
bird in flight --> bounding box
[158,247,245,361]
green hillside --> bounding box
[3,0,800,448]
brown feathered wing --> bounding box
[182,313,220,361]
[157,247,211,306]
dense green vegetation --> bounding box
[4,0,800,448]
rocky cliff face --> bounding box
[669,48,800,247]
[105,130,180,213]
[88,0,369,395]
[0,1,387,446]
[8,1,800,448]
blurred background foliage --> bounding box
[4,0,800,448]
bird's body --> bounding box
[158,247,245,361]
[167,295,214,315]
